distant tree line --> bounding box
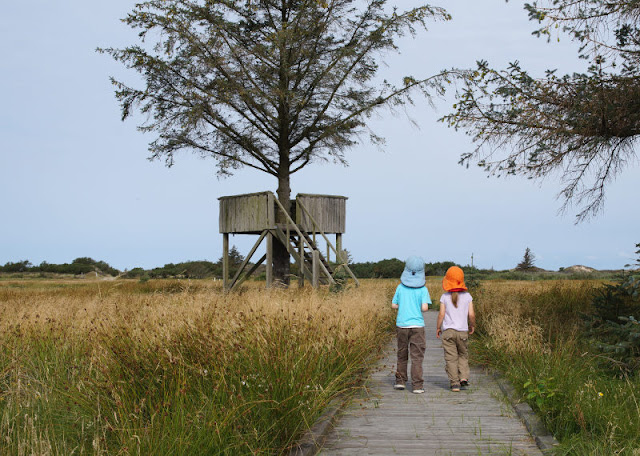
[348,259,469,279]
[2,246,626,281]
[130,256,476,281]
[0,248,248,280]
[1,254,470,280]
[0,257,119,276]
[125,247,246,279]
[122,262,219,280]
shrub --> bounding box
[0,260,32,273]
[584,273,640,372]
[122,267,146,278]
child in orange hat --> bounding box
[436,266,476,392]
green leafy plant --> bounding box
[329,269,350,293]
[523,376,561,411]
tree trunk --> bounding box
[273,170,291,286]
[274,3,292,286]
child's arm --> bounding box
[468,301,476,335]
[391,286,399,309]
[436,303,445,338]
[421,287,431,312]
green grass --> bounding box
[473,280,640,455]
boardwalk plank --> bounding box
[319,310,543,455]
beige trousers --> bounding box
[441,328,470,386]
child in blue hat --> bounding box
[391,256,432,393]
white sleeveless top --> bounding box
[440,292,472,332]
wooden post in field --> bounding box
[222,233,229,290]
[336,233,343,263]
[298,235,304,288]
[266,232,273,288]
[312,250,320,288]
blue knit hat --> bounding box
[400,256,425,288]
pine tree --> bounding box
[516,247,536,271]
[443,0,640,222]
[99,0,453,284]
[584,243,640,372]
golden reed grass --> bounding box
[473,279,597,355]
[0,278,398,455]
[0,278,396,340]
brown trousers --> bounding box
[395,327,426,389]
[441,328,470,386]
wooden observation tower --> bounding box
[219,191,359,291]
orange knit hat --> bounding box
[442,266,467,292]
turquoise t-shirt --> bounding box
[392,284,431,327]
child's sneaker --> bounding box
[393,384,405,390]
[412,389,425,394]
[460,380,469,390]
[450,384,461,392]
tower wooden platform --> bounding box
[218,191,359,291]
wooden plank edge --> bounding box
[492,372,559,454]
[287,397,345,456]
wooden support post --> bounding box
[336,233,343,263]
[228,231,267,290]
[312,250,320,288]
[286,224,290,253]
[297,235,304,288]
[222,233,229,290]
[266,231,273,288]
[231,254,267,292]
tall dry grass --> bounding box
[0,279,396,455]
[471,280,596,361]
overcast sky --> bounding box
[1,1,638,272]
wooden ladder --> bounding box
[273,224,335,287]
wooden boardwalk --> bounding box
[319,311,543,455]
